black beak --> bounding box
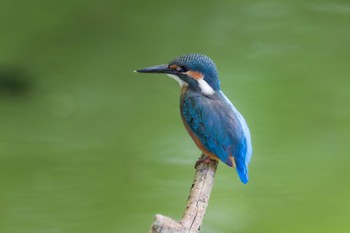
[135,64,175,74]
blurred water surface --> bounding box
[0,1,349,233]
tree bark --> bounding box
[150,154,218,233]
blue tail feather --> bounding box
[236,166,249,184]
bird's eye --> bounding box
[179,66,188,72]
[169,64,188,72]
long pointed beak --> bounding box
[135,64,174,74]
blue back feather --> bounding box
[181,90,252,184]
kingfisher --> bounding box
[135,54,252,184]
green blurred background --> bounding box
[0,1,349,233]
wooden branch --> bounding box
[150,154,218,233]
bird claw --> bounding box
[195,155,217,169]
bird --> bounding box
[135,54,252,184]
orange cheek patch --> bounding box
[186,71,204,80]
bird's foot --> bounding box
[195,155,217,169]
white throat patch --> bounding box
[167,74,188,87]
[167,74,215,95]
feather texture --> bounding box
[181,89,252,184]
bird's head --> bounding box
[136,54,220,95]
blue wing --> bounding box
[181,91,252,184]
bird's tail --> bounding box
[236,166,249,184]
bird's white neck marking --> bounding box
[167,74,215,95]
[167,74,188,87]
[197,79,215,95]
